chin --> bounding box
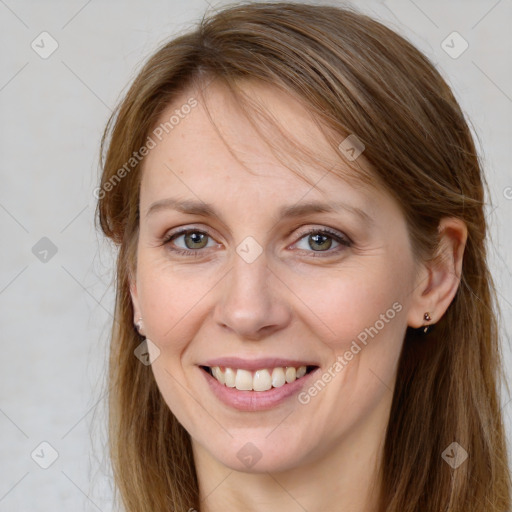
[196,428,324,474]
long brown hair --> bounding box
[96,2,511,511]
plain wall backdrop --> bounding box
[1,0,511,509]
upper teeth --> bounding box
[210,366,308,391]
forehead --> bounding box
[139,79,377,210]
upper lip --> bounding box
[201,357,319,371]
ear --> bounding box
[129,271,142,325]
[407,217,468,328]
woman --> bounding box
[96,2,511,511]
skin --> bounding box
[129,79,467,512]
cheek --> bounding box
[290,262,408,348]
[136,259,219,350]
[289,265,410,428]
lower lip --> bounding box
[200,367,319,411]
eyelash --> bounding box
[160,226,352,258]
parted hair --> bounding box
[96,2,511,511]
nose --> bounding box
[213,253,292,341]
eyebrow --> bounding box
[144,197,373,225]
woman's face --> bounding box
[130,80,422,473]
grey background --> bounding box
[0,0,510,509]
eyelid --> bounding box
[291,225,353,245]
[161,226,220,248]
[162,223,218,240]
[162,224,352,256]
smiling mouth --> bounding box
[201,365,318,392]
